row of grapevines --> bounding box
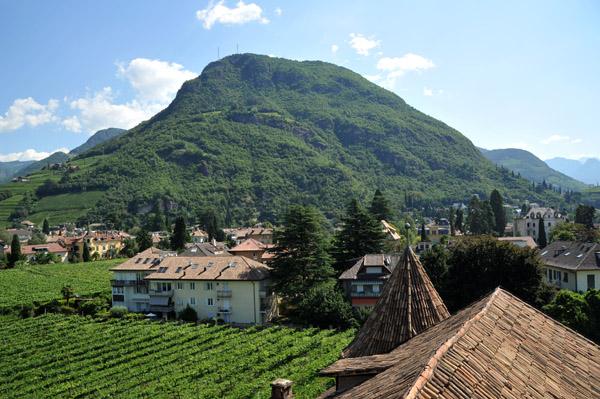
[0,314,354,398]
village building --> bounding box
[190,228,209,243]
[339,254,402,308]
[318,287,600,398]
[513,206,567,244]
[226,225,274,246]
[60,230,129,262]
[109,247,177,313]
[228,238,274,264]
[497,235,537,249]
[4,242,69,262]
[143,256,277,324]
[6,228,33,243]
[179,241,230,257]
[539,240,600,292]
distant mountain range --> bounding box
[546,157,600,186]
[478,148,588,191]
[0,128,126,184]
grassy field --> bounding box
[0,314,354,398]
[0,259,121,311]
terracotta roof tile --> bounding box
[340,247,450,358]
[540,241,600,271]
[229,238,273,252]
[144,256,270,281]
[109,247,177,271]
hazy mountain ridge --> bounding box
[546,157,600,185]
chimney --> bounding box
[270,379,293,399]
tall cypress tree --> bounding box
[42,219,50,235]
[538,217,547,248]
[369,189,393,222]
[420,220,429,242]
[8,234,22,268]
[82,242,92,262]
[136,229,153,252]
[490,189,506,237]
[455,208,463,233]
[170,216,190,251]
[332,199,387,273]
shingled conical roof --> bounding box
[341,234,450,358]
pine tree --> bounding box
[8,234,22,268]
[150,203,166,232]
[538,217,547,248]
[42,219,50,235]
[136,229,153,252]
[170,216,189,251]
[420,220,429,242]
[270,204,335,300]
[490,189,506,237]
[369,189,393,222]
[332,199,387,273]
[447,207,456,236]
[455,208,463,232]
[82,242,91,262]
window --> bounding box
[189,282,196,290]
[113,286,124,294]
[176,267,182,273]
[135,286,147,294]
[192,264,198,269]
[563,273,568,283]
[588,274,596,289]
[204,282,214,291]
[205,298,214,306]
[176,282,183,290]
[373,284,380,293]
[189,297,196,306]
[356,285,364,293]
[177,297,183,305]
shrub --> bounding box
[109,306,128,318]
[79,297,108,316]
[178,304,198,322]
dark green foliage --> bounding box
[549,223,599,243]
[30,251,60,265]
[295,282,357,329]
[109,306,128,318]
[369,189,392,221]
[28,231,46,245]
[0,54,567,229]
[120,238,139,258]
[79,297,108,316]
[70,128,126,155]
[61,284,74,306]
[82,242,91,262]
[419,243,449,288]
[136,229,153,252]
[150,205,167,232]
[353,306,373,327]
[447,207,456,236]
[575,204,596,229]
[0,252,6,269]
[538,217,547,248]
[270,204,334,300]
[331,199,387,273]
[42,219,50,234]
[490,189,505,237]
[420,220,428,242]
[543,289,600,344]
[170,216,190,251]
[455,208,463,233]
[179,304,199,322]
[426,236,545,312]
[8,234,21,268]
[199,210,226,241]
[466,196,493,235]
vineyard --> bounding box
[0,314,354,398]
[0,259,119,311]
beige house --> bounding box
[144,256,277,324]
[540,240,600,292]
[513,206,566,244]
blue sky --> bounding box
[1,1,599,162]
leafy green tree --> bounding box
[575,204,596,229]
[61,284,74,306]
[136,229,153,252]
[420,220,428,242]
[490,189,506,237]
[179,304,199,322]
[0,252,7,269]
[8,234,22,268]
[149,204,166,232]
[549,223,599,243]
[120,238,139,258]
[170,216,190,252]
[79,297,108,316]
[447,207,456,236]
[270,204,335,302]
[440,235,545,312]
[331,199,387,273]
[455,208,464,233]
[538,217,548,248]
[109,306,128,318]
[82,242,92,262]
[295,282,357,329]
[419,243,449,289]
[198,209,226,241]
[466,196,493,235]
[543,289,600,344]
[28,231,47,245]
[369,189,393,222]
[42,219,50,235]
[30,251,60,265]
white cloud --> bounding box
[196,1,268,29]
[117,58,196,104]
[374,54,435,89]
[541,134,570,145]
[438,89,444,95]
[570,138,582,144]
[363,74,381,82]
[65,87,165,134]
[0,98,59,134]
[424,88,433,96]
[0,147,69,162]
[349,33,380,56]
[331,45,339,53]
[275,7,282,16]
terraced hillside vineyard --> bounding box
[0,314,354,398]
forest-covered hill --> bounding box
[0,54,566,228]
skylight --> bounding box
[143,258,150,264]
[541,251,548,256]
[577,254,583,258]
[192,264,198,269]
[232,262,237,268]
[207,262,213,268]
[176,267,182,273]
[564,252,571,256]
[135,258,142,264]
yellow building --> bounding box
[63,231,129,262]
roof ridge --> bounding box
[403,287,501,399]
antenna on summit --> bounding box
[236,44,239,53]
[217,46,220,60]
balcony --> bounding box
[149,289,174,296]
[149,305,174,313]
[350,291,381,298]
[111,279,148,287]
[218,307,233,313]
[217,290,232,298]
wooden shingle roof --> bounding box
[340,246,450,359]
[321,288,600,398]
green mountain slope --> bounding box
[70,127,126,155]
[13,151,71,177]
[0,54,565,227]
[0,161,35,184]
[480,148,587,191]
